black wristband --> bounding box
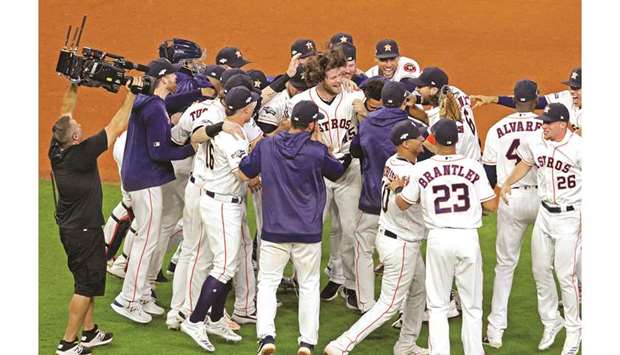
[205,122,224,138]
[268,73,291,92]
[395,186,404,194]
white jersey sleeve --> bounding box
[380,155,426,241]
[405,155,495,229]
[257,90,291,127]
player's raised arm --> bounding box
[260,53,302,104]
[499,160,532,204]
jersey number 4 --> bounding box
[433,183,470,214]
[206,141,215,170]
[505,139,521,164]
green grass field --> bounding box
[39,179,570,354]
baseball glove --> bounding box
[438,85,462,121]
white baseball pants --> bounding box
[488,187,539,332]
[256,240,321,345]
[353,212,380,312]
[330,233,425,353]
[531,205,581,333]
[326,204,344,285]
[426,228,484,355]
[323,159,362,291]
[233,210,257,317]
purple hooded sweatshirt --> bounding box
[239,131,344,244]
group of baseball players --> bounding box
[80,31,581,355]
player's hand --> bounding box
[407,104,429,125]
[248,176,262,192]
[341,78,358,93]
[286,53,302,77]
[222,120,245,140]
[170,112,182,126]
[388,176,407,192]
[352,99,368,120]
[499,184,512,205]
[470,95,498,109]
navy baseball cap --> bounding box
[221,68,247,85]
[336,43,356,61]
[330,32,354,47]
[390,120,421,146]
[538,103,570,123]
[216,47,249,68]
[223,74,254,94]
[432,119,459,146]
[291,38,317,58]
[375,39,399,59]
[291,100,324,126]
[411,67,449,89]
[247,69,269,90]
[359,76,387,100]
[203,64,225,81]
[514,79,539,102]
[146,58,182,78]
[381,81,408,108]
[561,67,581,88]
[288,65,309,90]
[225,86,260,111]
[400,77,418,93]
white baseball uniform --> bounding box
[288,86,365,292]
[401,154,495,355]
[482,111,542,334]
[365,56,421,81]
[328,155,427,353]
[257,89,293,128]
[427,86,481,161]
[545,90,582,130]
[516,130,582,336]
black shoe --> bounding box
[345,289,359,311]
[156,270,168,283]
[297,341,315,355]
[320,281,343,301]
[56,339,92,354]
[257,335,276,355]
[80,324,113,348]
[166,261,177,276]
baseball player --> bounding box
[215,46,250,69]
[335,43,367,86]
[393,119,497,355]
[180,87,260,351]
[471,67,582,134]
[328,32,354,48]
[500,102,582,355]
[240,100,346,355]
[288,48,366,310]
[481,80,543,348]
[365,39,420,82]
[111,59,195,324]
[290,38,317,65]
[412,67,481,161]
[324,121,428,355]
[347,81,411,314]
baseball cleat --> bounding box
[298,341,315,355]
[538,318,564,350]
[393,340,429,355]
[320,281,343,301]
[223,309,241,330]
[106,255,127,279]
[80,324,113,348]
[166,310,185,330]
[180,319,215,352]
[257,335,276,355]
[166,261,177,277]
[279,276,299,292]
[447,299,460,318]
[323,341,343,355]
[345,289,359,311]
[391,311,404,329]
[156,270,168,283]
[56,341,92,355]
[111,300,152,324]
[561,331,581,355]
[482,336,502,349]
[205,315,242,342]
[232,312,257,324]
[140,298,165,316]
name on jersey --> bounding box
[189,107,209,120]
[383,165,410,185]
[536,156,572,173]
[417,164,480,188]
[496,121,542,138]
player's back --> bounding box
[203,131,249,197]
[411,154,495,229]
[482,112,542,188]
[379,154,426,241]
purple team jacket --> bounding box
[351,106,409,215]
[239,131,344,244]
[121,95,195,192]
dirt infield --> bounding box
[39,0,580,181]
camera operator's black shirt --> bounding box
[48,129,108,229]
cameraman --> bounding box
[49,79,139,354]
